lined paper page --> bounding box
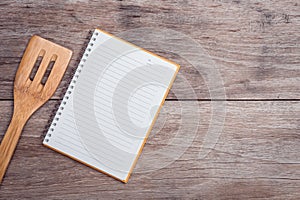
[43,29,179,182]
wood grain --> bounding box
[0,0,299,99]
[0,0,299,199]
[0,101,300,199]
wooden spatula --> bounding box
[0,35,72,183]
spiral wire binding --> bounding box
[41,29,98,142]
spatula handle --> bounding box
[0,114,26,183]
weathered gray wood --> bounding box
[0,101,299,199]
[1,0,300,199]
[0,0,299,99]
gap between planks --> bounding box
[1,99,300,101]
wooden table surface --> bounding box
[0,0,299,199]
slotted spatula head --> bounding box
[0,35,72,184]
[14,35,72,118]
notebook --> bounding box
[43,29,180,183]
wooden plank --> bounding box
[0,101,299,199]
[0,100,56,138]
[0,0,299,100]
